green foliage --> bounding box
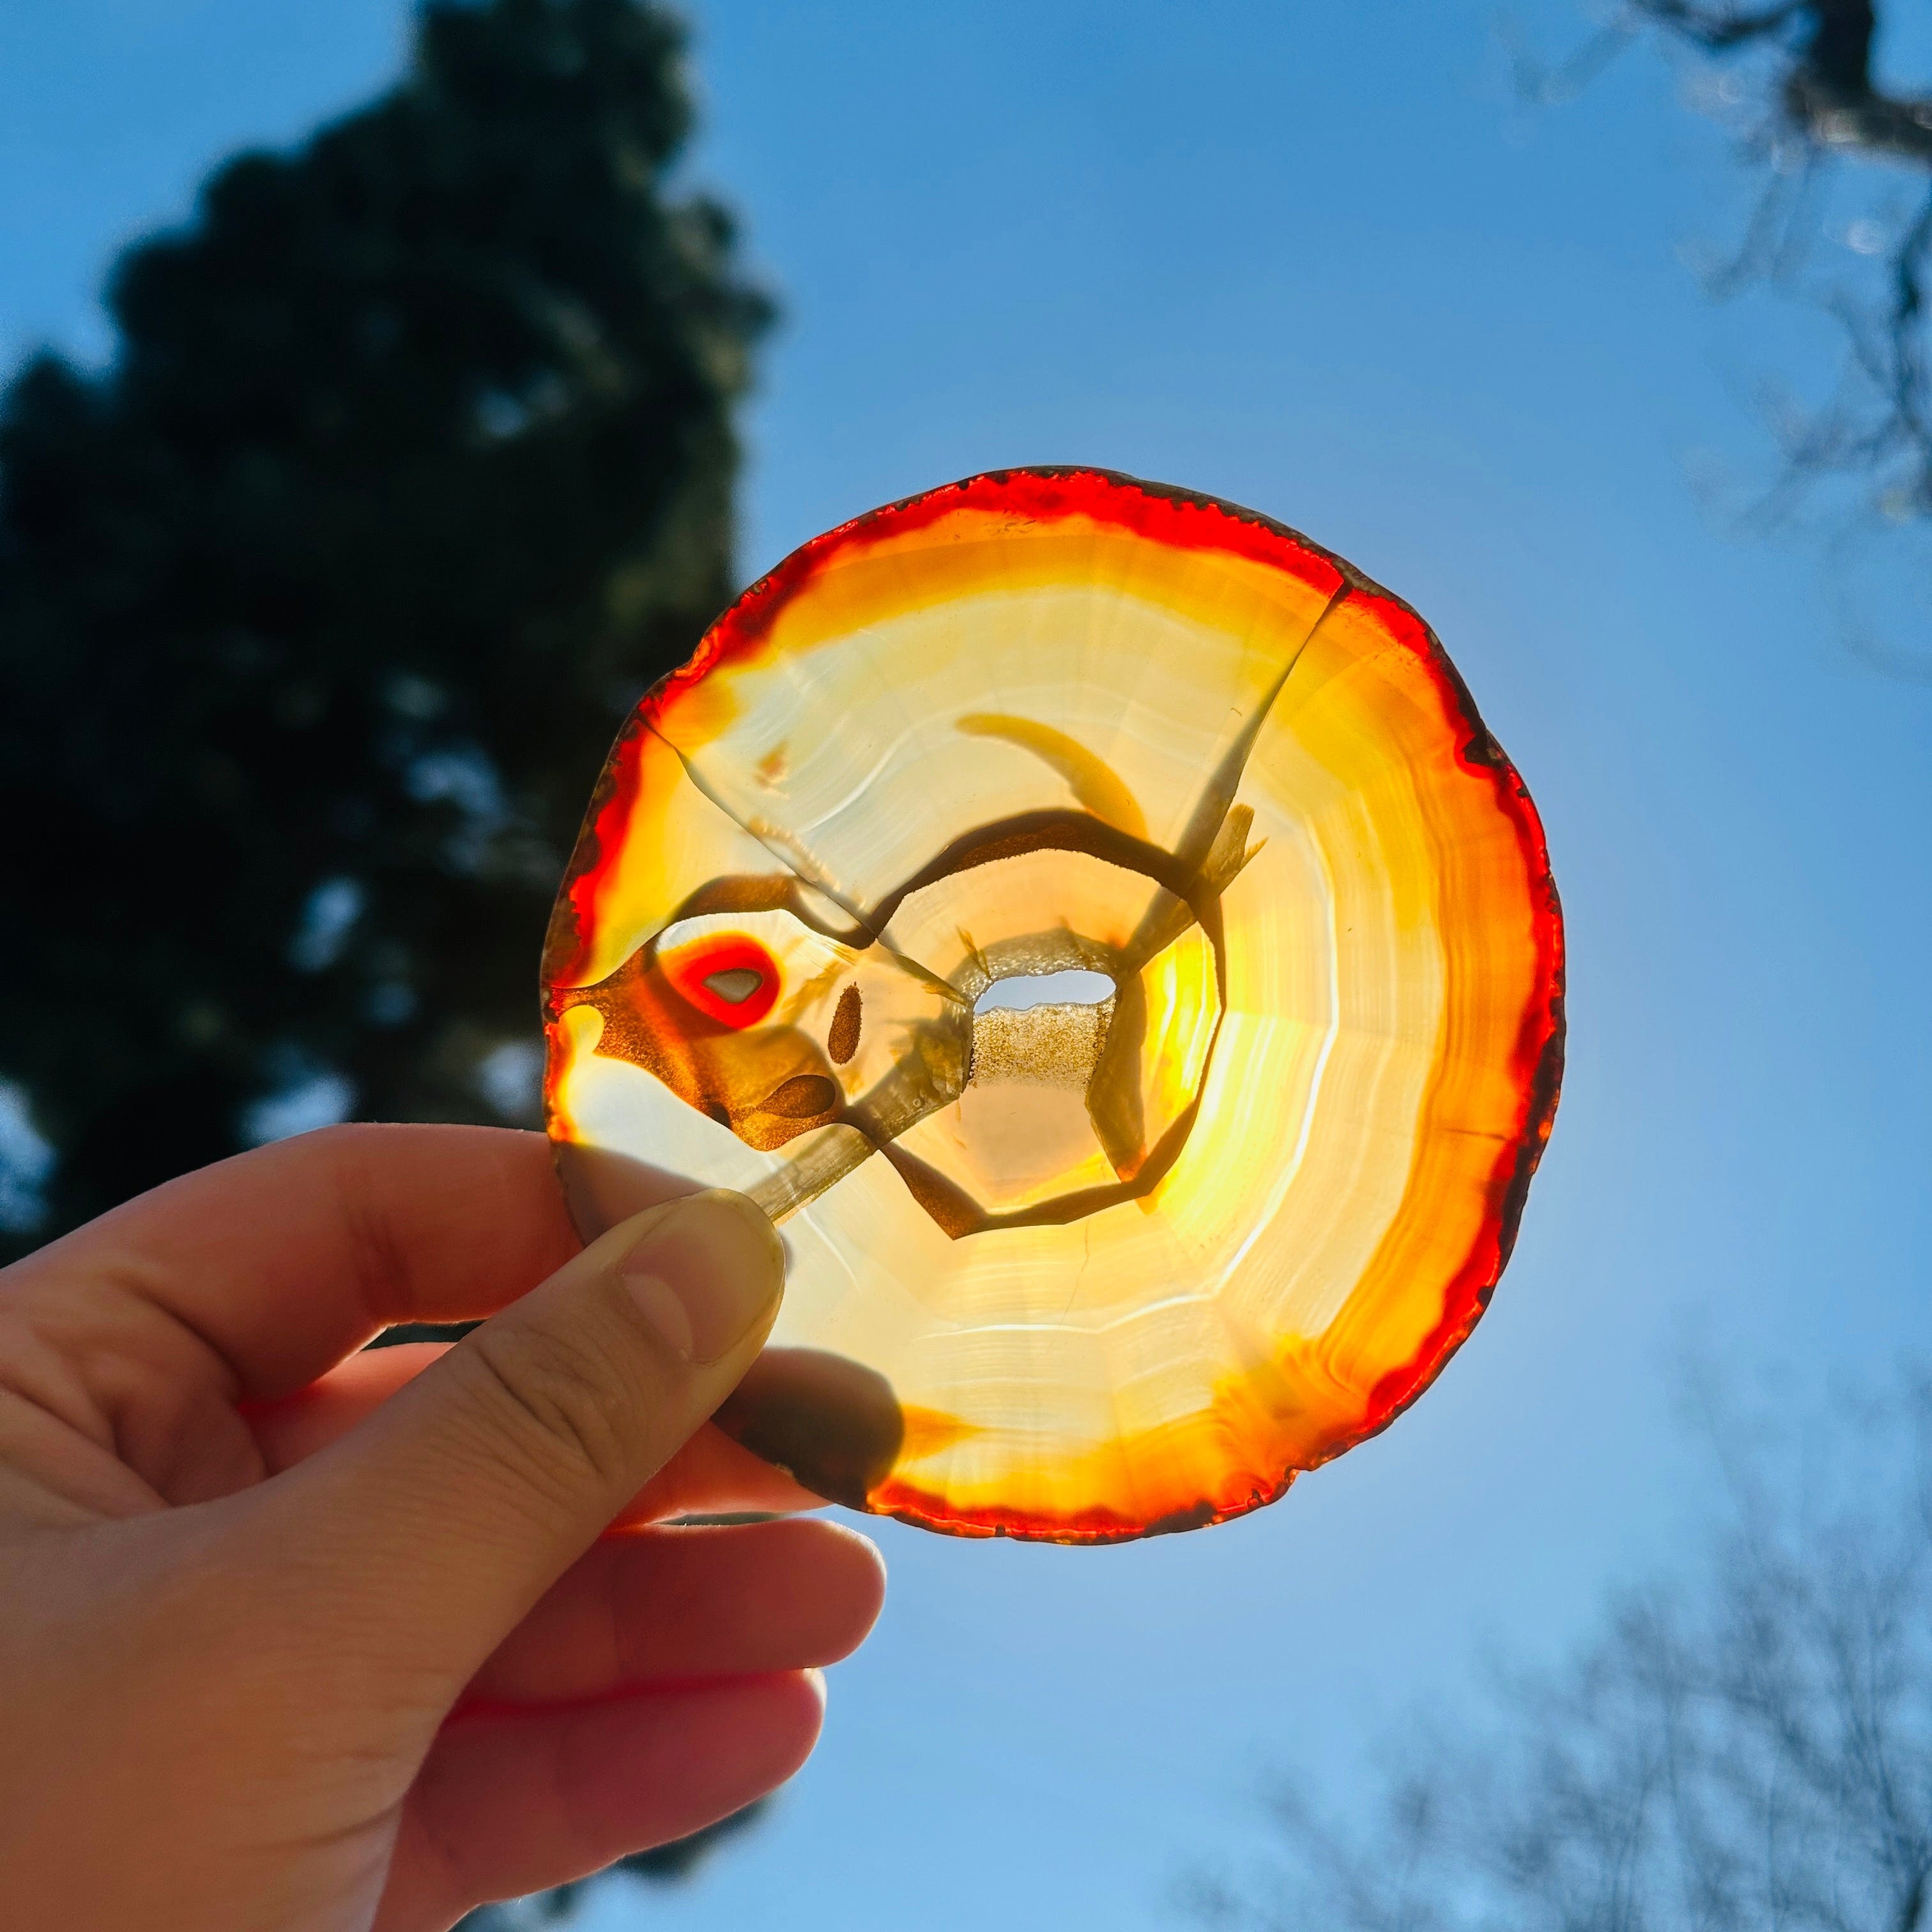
[0,0,772,1251]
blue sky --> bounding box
[4,3,1930,1927]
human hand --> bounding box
[0,1123,884,1931]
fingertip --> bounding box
[813,1522,888,1659]
[755,1667,829,1788]
[601,1670,825,1814]
[677,1188,788,1342]
[600,1188,784,1370]
[394,1671,832,1922]
[688,1187,786,1277]
[608,1187,782,1287]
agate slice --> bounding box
[542,468,1564,1544]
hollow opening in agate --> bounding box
[969,968,1119,1096]
[972,967,1117,1013]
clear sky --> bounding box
[5,3,1930,1928]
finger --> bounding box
[264,1188,785,1694]
[247,1344,452,1470]
[5,1124,582,1401]
[464,1519,884,1706]
[250,1348,825,1519]
[378,1674,824,1932]
[619,1422,826,1526]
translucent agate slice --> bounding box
[542,468,1565,1544]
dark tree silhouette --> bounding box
[0,0,772,1256]
[1190,1380,1932,1932]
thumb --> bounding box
[272,1188,784,1694]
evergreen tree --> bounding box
[0,0,772,1255]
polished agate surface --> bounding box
[542,468,1564,1542]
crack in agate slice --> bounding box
[542,468,1565,1544]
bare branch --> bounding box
[1523,3,1932,672]
[1200,1377,1932,1931]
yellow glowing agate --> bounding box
[542,468,1564,1543]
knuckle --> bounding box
[458,1320,639,1496]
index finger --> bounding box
[3,1123,594,1399]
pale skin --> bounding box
[0,1123,886,1931]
